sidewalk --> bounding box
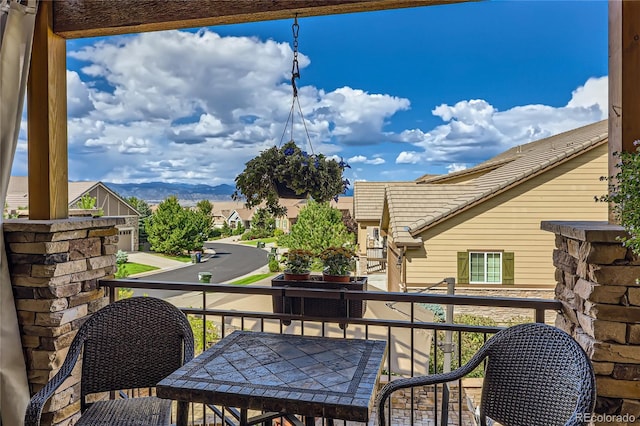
[127,251,190,273]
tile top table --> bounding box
[157,331,387,424]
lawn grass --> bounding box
[240,237,278,246]
[229,273,275,285]
[155,253,192,262]
[122,262,159,276]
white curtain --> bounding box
[0,0,38,424]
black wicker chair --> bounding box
[376,323,596,426]
[25,297,194,426]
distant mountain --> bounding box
[104,182,236,203]
[104,181,354,204]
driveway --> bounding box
[131,241,268,298]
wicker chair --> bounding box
[25,297,194,426]
[376,323,595,426]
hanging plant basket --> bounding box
[232,16,350,217]
[274,181,307,200]
[233,141,349,216]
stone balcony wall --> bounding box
[4,217,123,426]
[541,221,640,426]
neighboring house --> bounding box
[358,120,609,291]
[6,177,140,252]
[227,208,255,229]
[353,182,409,255]
[210,201,247,228]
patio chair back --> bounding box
[26,296,194,426]
[79,297,195,407]
[376,323,595,426]
[479,323,595,426]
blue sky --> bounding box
[13,0,608,187]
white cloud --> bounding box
[447,163,467,173]
[394,76,607,166]
[56,29,411,184]
[66,70,94,117]
[347,155,385,165]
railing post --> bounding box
[442,277,455,373]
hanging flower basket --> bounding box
[233,140,349,217]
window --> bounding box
[457,251,515,285]
[469,252,501,284]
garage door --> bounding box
[117,229,133,252]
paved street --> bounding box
[131,241,268,298]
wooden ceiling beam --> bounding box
[52,0,472,39]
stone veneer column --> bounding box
[3,217,123,426]
[541,221,640,425]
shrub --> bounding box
[118,287,133,299]
[115,263,129,279]
[430,314,498,378]
[116,250,129,265]
[268,256,281,272]
[597,143,640,255]
[187,314,218,354]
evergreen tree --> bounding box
[251,208,276,238]
[126,196,152,245]
[195,200,214,237]
[279,201,354,254]
[145,196,207,255]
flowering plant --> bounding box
[233,141,350,217]
[319,246,356,276]
[281,249,314,274]
[597,141,640,255]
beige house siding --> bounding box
[403,144,609,289]
[84,185,138,216]
[357,220,381,255]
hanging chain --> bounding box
[291,15,300,98]
[280,14,314,154]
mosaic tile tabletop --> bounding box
[157,331,387,422]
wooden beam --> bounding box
[608,0,640,223]
[27,0,68,220]
[52,0,473,39]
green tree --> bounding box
[220,221,232,237]
[278,201,354,254]
[126,196,152,246]
[248,208,276,239]
[76,193,96,209]
[145,196,207,255]
[195,200,214,238]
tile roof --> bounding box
[385,120,608,245]
[384,184,477,246]
[353,181,412,221]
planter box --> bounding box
[271,274,367,322]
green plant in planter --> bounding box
[281,249,314,274]
[319,246,356,276]
[597,141,640,256]
[233,140,350,217]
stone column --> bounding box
[4,217,123,426]
[541,221,640,425]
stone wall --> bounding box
[542,221,640,426]
[4,217,123,426]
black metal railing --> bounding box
[100,277,561,426]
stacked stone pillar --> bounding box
[542,221,640,425]
[4,217,123,426]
